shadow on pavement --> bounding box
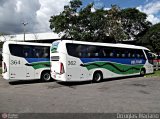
[8,75,141,86]
[9,79,55,85]
[57,75,140,87]
[57,80,92,87]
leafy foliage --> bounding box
[49,0,151,43]
[137,23,160,53]
[120,8,151,40]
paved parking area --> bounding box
[0,75,160,113]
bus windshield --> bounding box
[51,41,60,53]
[144,50,154,64]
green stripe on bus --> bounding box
[83,62,143,74]
[31,62,50,69]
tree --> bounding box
[120,8,151,40]
[104,5,129,42]
[49,0,82,39]
[104,6,151,42]
[50,0,113,42]
[49,0,150,43]
[137,23,160,53]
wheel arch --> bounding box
[140,67,146,76]
[92,70,103,81]
[40,70,51,81]
[93,70,103,76]
[140,67,146,72]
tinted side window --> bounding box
[23,46,33,58]
[103,47,127,58]
[34,46,50,58]
[9,44,50,58]
[43,46,50,58]
[135,49,145,59]
[121,49,126,58]
[28,46,50,58]
[66,43,80,57]
[9,44,24,57]
[66,43,146,59]
[125,49,137,58]
[77,44,88,58]
[103,47,115,58]
[66,43,105,58]
[87,45,105,58]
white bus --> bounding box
[2,41,52,81]
[50,40,154,82]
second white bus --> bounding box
[50,40,154,82]
[2,41,52,81]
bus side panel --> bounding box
[35,67,50,79]
[66,56,90,81]
[26,61,35,79]
[80,58,146,80]
[9,55,27,80]
[24,58,50,79]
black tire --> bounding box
[140,69,145,76]
[41,71,51,82]
[93,71,103,83]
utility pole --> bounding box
[22,22,28,41]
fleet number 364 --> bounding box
[10,60,21,65]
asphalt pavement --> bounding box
[0,75,160,113]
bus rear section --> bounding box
[50,40,90,82]
[50,41,66,81]
[51,51,90,82]
[51,53,66,81]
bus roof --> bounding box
[4,41,51,47]
[53,40,149,51]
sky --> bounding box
[0,0,160,35]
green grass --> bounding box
[146,70,160,77]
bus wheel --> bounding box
[41,71,51,82]
[93,71,103,83]
[140,69,146,76]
